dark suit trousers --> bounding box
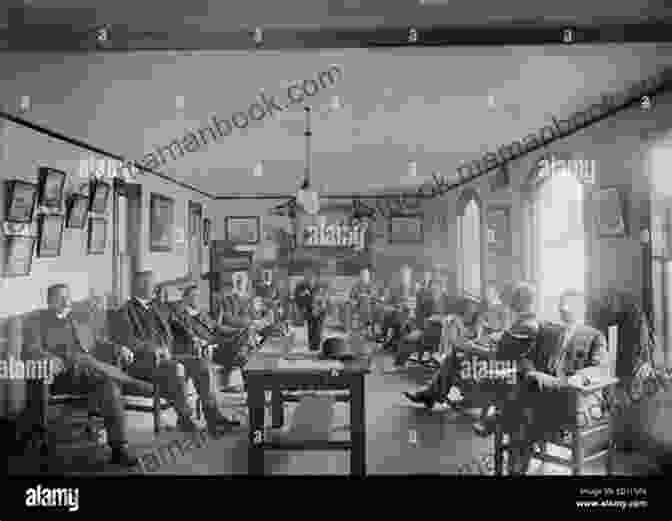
[306,312,325,350]
[126,354,192,417]
[44,370,127,446]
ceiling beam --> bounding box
[2,22,672,50]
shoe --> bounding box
[177,415,202,433]
[109,445,139,467]
[403,391,436,409]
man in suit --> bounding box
[24,283,143,467]
[170,285,249,395]
[294,267,329,351]
[111,271,239,435]
[508,289,609,474]
[393,264,448,368]
[216,273,255,329]
[349,267,378,335]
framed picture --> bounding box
[388,214,424,244]
[3,235,35,277]
[150,193,174,252]
[203,218,211,246]
[89,180,111,213]
[225,216,260,245]
[37,167,66,209]
[594,187,627,238]
[5,180,37,223]
[66,194,88,229]
[37,214,64,258]
[88,217,107,254]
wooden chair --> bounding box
[493,331,620,476]
[493,376,619,475]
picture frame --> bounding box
[66,193,88,229]
[5,179,37,223]
[388,214,424,244]
[4,235,35,277]
[87,217,107,254]
[89,180,111,214]
[203,218,211,247]
[225,216,260,245]
[593,187,627,238]
[37,167,67,209]
[150,193,174,252]
[37,214,64,258]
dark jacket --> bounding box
[293,280,329,316]
[110,298,174,354]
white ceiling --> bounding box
[1,1,672,196]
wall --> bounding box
[423,89,672,319]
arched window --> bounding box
[457,189,483,300]
[524,154,587,321]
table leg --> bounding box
[272,389,284,428]
[247,384,265,476]
[350,376,366,477]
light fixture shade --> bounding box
[329,95,341,111]
[297,188,320,215]
[408,160,417,177]
[254,161,264,177]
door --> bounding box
[188,201,203,280]
[122,183,142,304]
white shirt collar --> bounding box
[186,305,199,316]
[134,297,150,309]
[55,309,71,320]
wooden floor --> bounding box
[8,327,663,475]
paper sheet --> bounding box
[277,358,344,371]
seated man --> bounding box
[349,267,379,336]
[24,283,147,467]
[170,285,250,392]
[392,264,449,368]
[111,271,240,436]
[216,276,275,343]
[505,289,609,475]
[402,296,490,408]
[380,266,414,350]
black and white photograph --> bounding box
[37,167,66,209]
[5,179,37,222]
[66,193,88,228]
[89,179,111,213]
[5,3,672,503]
[36,213,64,258]
[225,216,260,244]
[149,193,174,251]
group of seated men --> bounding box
[23,270,274,468]
[399,281,609,475]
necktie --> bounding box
[555,325,575,377]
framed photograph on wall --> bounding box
[37,214,64,258]
[89,180,111,214]
[88,217,107,254]
[150,193,174,252]
[5,180,37,223]
[66,193,88,229]
[4,235,35,277]
[37,167,67,209]
[203,218,211,246]
[594,187,627,238]
[388,214,424,244]
[225,216,260,245]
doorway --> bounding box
[188,201,203,280]
[526,159,587,321]
[121,183,142,304]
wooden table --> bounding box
[243,349,371,476]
